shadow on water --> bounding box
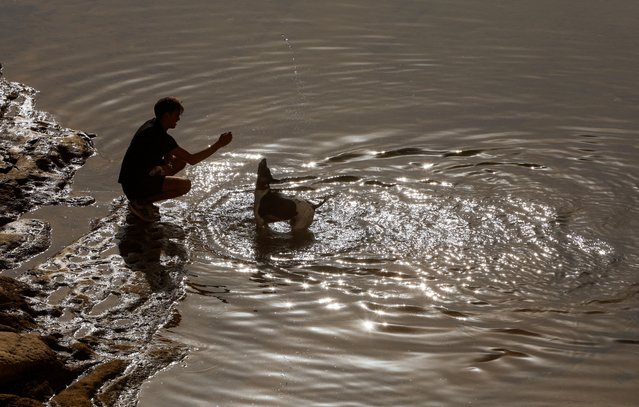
[253,228,315,262]
[250,228,316,284]
[116,214,188,292]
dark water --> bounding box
[2,0,639,405]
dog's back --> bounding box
[256,190,297,222]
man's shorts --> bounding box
[121,175,164,201]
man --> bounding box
[118,96,232,221]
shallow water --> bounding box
[2,0,639,405]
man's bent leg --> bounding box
[146,176,191,203]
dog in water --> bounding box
[254,159,325,232]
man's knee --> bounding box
[162,176,191,197]
[173,178,191,196]
[181,178,192,194]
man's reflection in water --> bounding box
[117,214,187,292]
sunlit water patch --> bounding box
[185,150,616,313]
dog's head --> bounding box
[256,158,280,189]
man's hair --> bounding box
[154,96,184,118]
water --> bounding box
[2,0,639,405]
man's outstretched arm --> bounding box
[169,132,232,166]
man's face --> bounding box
[165,110,181,129]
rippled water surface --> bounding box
[2,0,639,405]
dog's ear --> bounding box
[258,159,279,183]
[258,159,268,174]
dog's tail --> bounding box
[312,197,329,210]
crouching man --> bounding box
[118,96,232,221]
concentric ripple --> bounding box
[186,151,616,308]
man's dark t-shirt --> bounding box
[118,118,178,200]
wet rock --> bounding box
[0,200,188,406]
[0,276,113,406]
[0,394,43,407]
[0,332,58,382]
[52,360,127,407]
[0,66,95,269]
[0,219,51,270]
[0,276,78,404]
[21,199,188,405]
[0,67,104,405]
[0,276,38,332]
[0,332,74,402]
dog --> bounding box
[254,158,325,232]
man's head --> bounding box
[154,96,184,130]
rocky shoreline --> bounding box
[1,66,186,406]
[0,63,95,270]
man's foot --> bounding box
[128,201,160,222]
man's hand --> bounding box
[216,131,232,147]
[149,165,166,176]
